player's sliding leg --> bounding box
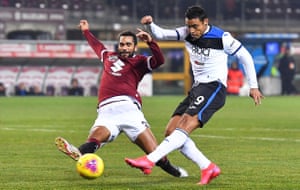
[55,137,82,161]
[58,133,188,177]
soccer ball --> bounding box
[76,153,104,179]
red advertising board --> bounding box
[0,41,114,58]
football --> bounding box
[76,153,104,179]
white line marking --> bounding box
[218,127,300,132]
[1,127,77,133]
[193,134,300,143]
[1,127,299,143]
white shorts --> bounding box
[90,96,149,142]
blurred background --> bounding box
[1,0,300,96]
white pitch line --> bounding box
[0,127,77,133]
[193,134,300,143]
[1,127,299,143]
[217,127,300,132]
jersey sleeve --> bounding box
[222,32,242,55]
[235,47,259,88]
[148,23,188,41]
[223,33,258,88]
[146,40,164,70]
[83,30,106,61]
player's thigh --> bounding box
[88,125,111,142]
[135,128,157,153]
[90,106,123,142]
[120,104,150,142]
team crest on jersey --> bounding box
[108,55,118,62]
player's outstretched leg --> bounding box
[198,163,221,185]
[156,157,188,177]
[55,137,82,161]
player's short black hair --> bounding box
[185,5,208,21]
[119,31,138,45]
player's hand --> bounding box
[141,15,153,25]
[136,28,152,43]
[78,20,89,32]
[249,88,264,106]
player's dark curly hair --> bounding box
[119,31,138,45]
[185,5,208,21]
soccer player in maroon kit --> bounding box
[55,20,187,177]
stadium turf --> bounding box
[0,96,299,190]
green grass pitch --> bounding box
[0,96,299,190]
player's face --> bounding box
[118,36,136,58]
[185,18,208,40]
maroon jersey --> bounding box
[83,30,164,105]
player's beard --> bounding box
[119,51,134,58]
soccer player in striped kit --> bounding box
[125,5,264,185]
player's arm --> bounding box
[235,47,258,89]
[141,15,181,40]
[78,20,106,59]
[146,39,165,69]
[136,28,164,69]
[235,47,264,105]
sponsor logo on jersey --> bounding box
[110,59,125,76]
[191,46,210,56]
